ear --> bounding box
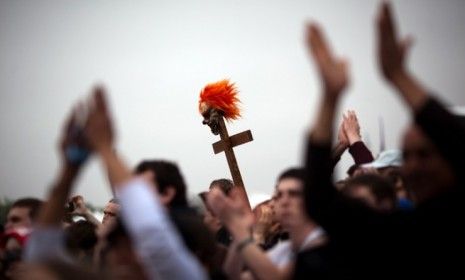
[159,186,176,206]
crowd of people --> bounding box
[1,2,463,279]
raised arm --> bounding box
[377,2,427,111]
[332,111,374,168]
[343,111,374,165]
[303,23,349,224]
[84,88,207,280]
[25,105,90,262]
[68,195,101,226]
[377,2,465,184]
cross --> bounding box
[213,116,253,209]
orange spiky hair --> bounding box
[199,79,241,121]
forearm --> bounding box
[82,210,101,226]
[332,141,348,168]
[38,166,80,226]
[118,179,207,280]
[239,244,287,280]
[97,146,132,190]
[223,243,245,280]
[348,141,374,165]
[310,94,338,144]
[390,70,428,113]
[304,141,337,225]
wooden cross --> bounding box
[213,116,253,209]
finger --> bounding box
[63,108,77,136]
[380,1,398,47]
[229,188,247,211]
[400,35,414,60]
[206,188,227,216]
[308,23,332,66]
[343,112,348,121]
[348,110,355,120]
[93,85,108,113]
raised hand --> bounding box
[207,188,254,240]
[376,1,427,110]
[337,121,349,147]
[59,104,91,169]
[306,23,349,99]
[343,110,361,145]
[68,195,88,216]
[84,86,114,152]
[377,1,412,81]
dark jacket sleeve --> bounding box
[304,139,386,236]
[415,98,465,186]
[304,140,337,225]
[348,141,374,165]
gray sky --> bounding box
[1,0,464,207]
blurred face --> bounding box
[5,207,32,231]
[402,126,455,203]
[102,202,120,225]
[138,170,173,206]
[274,178,307,229]
[344,185,377,209]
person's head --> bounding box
[273,168,311,230]
[342,174,397,212]
[65,220,98,264]
[253,199,277,226]
[209,178,234,196]
[102,199,120,225]
[402,125,455,204]
[5,198,43,231]
[1,227,31,279]
[134,160,188,208]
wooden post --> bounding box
[216,116,253,209]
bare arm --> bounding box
[25,104,89,262]
[84,87,132,188]
[37,108,88,226]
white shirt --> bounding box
[266,227,325,268]
[117,178,208,280]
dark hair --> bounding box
[277,167,306,185]
[65,220,98,257]
[11,198,43,221]
[109,198,119,204]
[134,160,188,207]
[209,178,234,195]
[343,174,396,205]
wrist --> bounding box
[322,93,340,106]
[347,134,361,145]
[233,229,251,241]
[60,164,80,180]
[236,236,254,253]
[337,140,349,148]
[390,69,409,88]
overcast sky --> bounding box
[1,0,464,207]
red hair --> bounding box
[199,79,241,121]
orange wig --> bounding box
[199,79,241,121]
